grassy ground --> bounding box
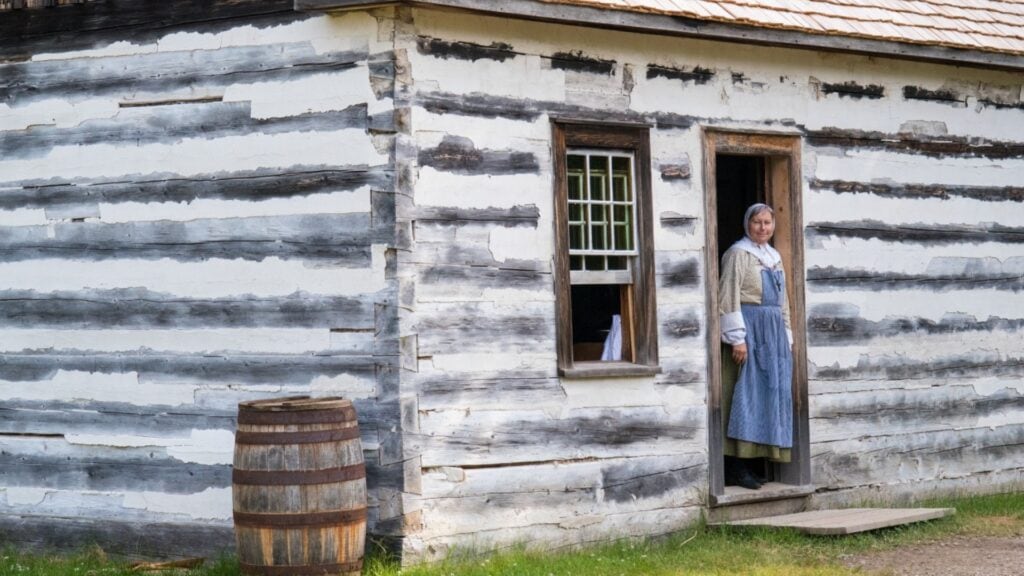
[2,491,1021,576]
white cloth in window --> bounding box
[601,314,623,361]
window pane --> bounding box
[589,156,608,201]
[585,255,604,271]
[590,224,606,250]
[613,205,628,223]
[568,173,584,201]
[614,224,632,252]
[607,256,627,270]
[570,255,583,271]
[590,203,608,225]
[612,157,631,202]
[569,224,584,250]
[569,202,584,222]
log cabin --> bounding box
[1,0,1022,564]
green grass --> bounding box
[3,491,1022,576]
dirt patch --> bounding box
[843,536,1024,576]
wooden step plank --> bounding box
[712,482,816,506]
[713,507,954,535]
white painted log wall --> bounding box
[400,7,1024,561]
[0,8,404,555]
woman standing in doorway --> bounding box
[719,203,793,490]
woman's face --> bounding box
[747,209,775,245]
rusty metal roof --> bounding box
[537,0,1024,56]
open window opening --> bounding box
[553,122,659,378]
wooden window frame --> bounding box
[553,121,660,379]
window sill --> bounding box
[559,362,662,379]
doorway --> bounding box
[703,130,810,502]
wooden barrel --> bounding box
[233,396,366,576]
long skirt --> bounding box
[721,347,791,462]
[722,269,793,462]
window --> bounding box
[553,122,659,378]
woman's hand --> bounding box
[732,343,748,364]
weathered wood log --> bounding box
[0,103,369,161]
[0,289,376,329]
[0,351,381,384]
[807,220,1024,245]
[0,213,379,263]
[0,165,393,210]
[234,396,366,576]
[1,44,369,104]
[810,179,1024,203]
[0,0,300,60]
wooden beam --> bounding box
[295,0,1024,72]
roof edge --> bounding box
[295,0,1024,72]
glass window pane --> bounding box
[612,175,627,202]
[568,154,585,171]
[614,224,632,251]
[569,202,584,222]
[568,173,584,201]
[590,204,607,225]
[570,255,583,271]
[585,255,605,271]
[589,174,606,201]
[589,156,608,201]
[613,157,631,202]
[569,224,584,250]
[591,224,606,250]
[607,256,627,270]
[613,205,627,223]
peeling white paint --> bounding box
[0,206,48,227]
[309,373,377,398]
[0,98,119,132]
[561,377,661,408]
[32,13,377,62]
[63,429,234,466]
[972,377,1024,397]
[814,151,1024,190]
[95,188,374,225]
[806,237,1024,275]
[415,169,548,210]
[166,430,236,465]
[804,189,1024,229]
[223,69,380,119]
[0,255,387,298]
[0,370,194,406]
[32,41,158,62]
[414,114,550,151]
[428,352,556,373]
[411,50,565,101]
[2,487,50,507]
[0,328,333,354]
[122,487,233,520]
[806,289,1021,322]
[0,130,388,182]
[488,226,552,264]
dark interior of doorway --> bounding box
[716,155,765,261]
[715,153,774,486]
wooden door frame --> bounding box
[702,128,811,500]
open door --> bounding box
[703,130,810,503]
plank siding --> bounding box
[0,6,406,557]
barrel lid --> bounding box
[239,396,353,412]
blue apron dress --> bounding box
[726,268,793,449]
